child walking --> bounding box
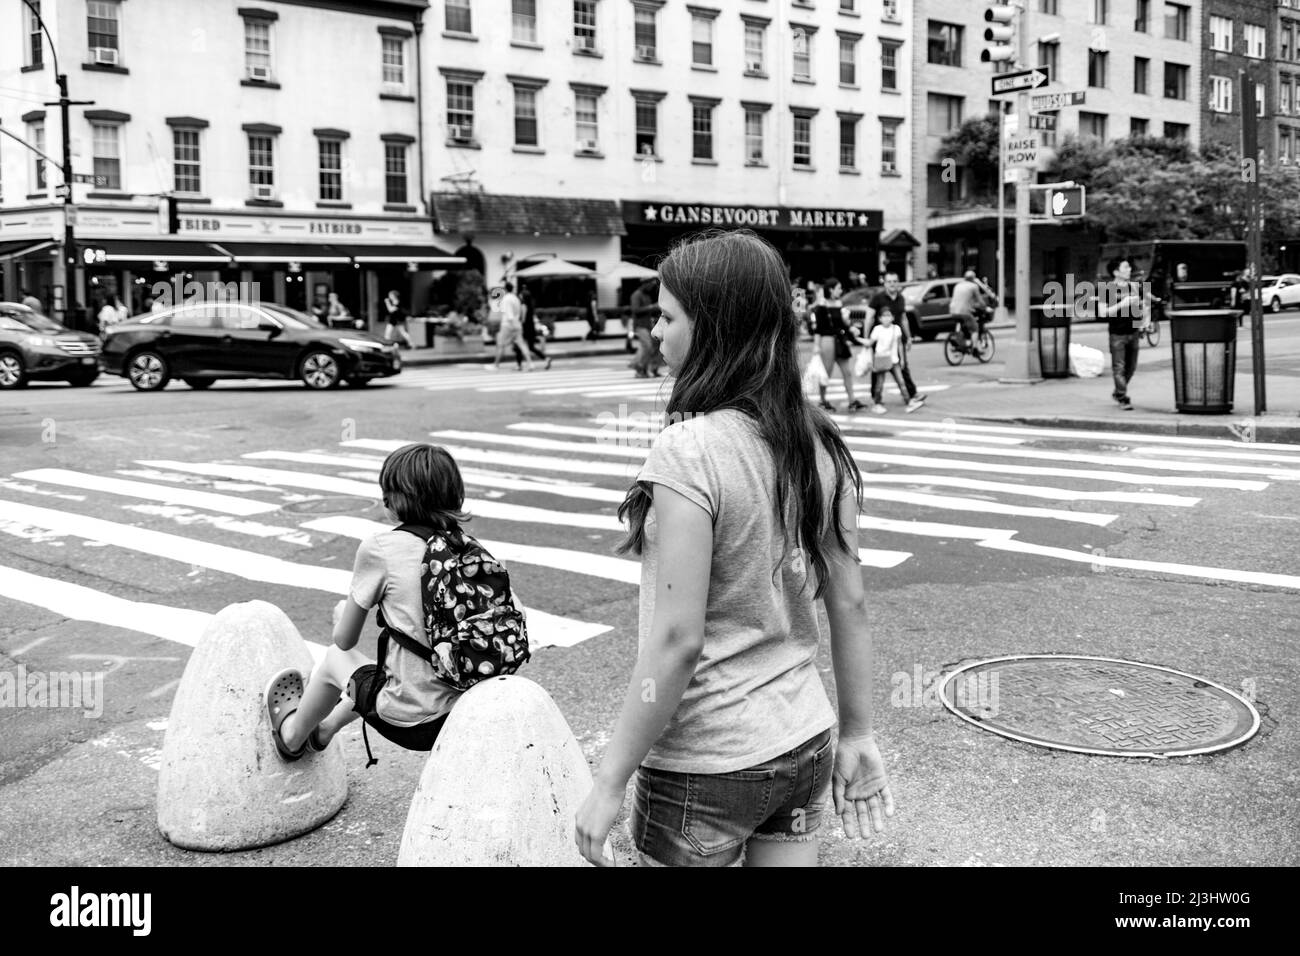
[868,309,922,415]
[264,443,524,765]
[574,230,894,867]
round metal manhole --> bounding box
[938,655,1260,759]
[280,496,378,516]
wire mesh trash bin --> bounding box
[1168,309,1238,414]
[1031,305,1072,379]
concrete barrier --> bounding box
[397,675,611,866]
[157,601,347,851]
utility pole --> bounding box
[1003,0,1041,383]
[1241,71,1265,416]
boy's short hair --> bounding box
[1107,257,1129,276]
[379,443,470,530]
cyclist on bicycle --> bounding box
[949,270,987,352]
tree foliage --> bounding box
[939,114,1001,200]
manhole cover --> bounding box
[938,655,1259,758]
[281,496,377,515]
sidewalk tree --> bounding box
[938,114,1001,204]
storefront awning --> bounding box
[431,192,626,237]
[98,239,233,264]
[0,239,57,260]
[881,229,921,248]
[208,242,352,264]
[328,243,463,265]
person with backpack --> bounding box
[574,230,894,867]
[264,443,529,766]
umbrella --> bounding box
[604,261,658,281]
[511,259,597,279]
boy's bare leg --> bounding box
[279,644,369,752]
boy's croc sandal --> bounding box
[265,668,307,761]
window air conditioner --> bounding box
[92,47,119,65]
[748,59,764,72]
[576,35,596,51]
[450,125,474,142]
[577,139,600,152]
[248,64,271,81]
[882,161,898,174]
[636,44,656,59]
[253,183,275,200]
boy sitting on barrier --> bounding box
[265,443,529,766]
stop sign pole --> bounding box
[1001,15,1041,383]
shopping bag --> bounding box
[853,348,872,379]
[1068,343,1105,378]
[802,354,830,393]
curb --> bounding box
[973,414,1300,444]
[401,340,633,368]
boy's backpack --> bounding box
[378,524,530,692]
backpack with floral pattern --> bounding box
[379,524,530,691]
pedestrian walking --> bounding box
[574,229,895,868]
[866,272,925,408]
[520,287,552,369]
[381,289,413,349]
[1098,256,1148,411]
[263,443,527,767]
[629,278,664,378]
[493,281,533,371]
[326,292,352,330]
[812,278,865,412]
[585,290,603,341]
[867,309,919,414]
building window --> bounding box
[247,134,274,197]
[446,79,475,138]
[574,0,598,53]
[635,97,659,156]
[1281,128,1293,163]
[1163,62,1188,99]
[173,128,201,195]
[1038,41,1058,79]
[512,0,537,44]
[840,0,854,11]
[744,22,765,73]
[92,122,121,190]
[1039,0,1057,14]
[1088,0,1107,26]
[692,101,714,160]
[927,21,962,67]
[691,14,713,67]
[26,1,42,68]
[792,112,813,167]
[1163,122,1188,141]
[575,91,600,150]
[28,121,45,192]
[1284,20,1298,62]
[838,115,857,169]
[1210,15,1232,53]
[928,163,963,207]
[634,5,657,59]
[1259,83,1268,117]
[882,0,898,21]
[927,93,963,135]
[244,18,272,80]
[318,139,343,201]
[1134,57,1149,94]
[382,37,406,89]
[1245,24,1265,60]
[880,39,900,90]
[839,34,857,85]
[514,87,539,146]
[1134,0,1148,32]
[1281,75,1293,116]
[1164,3,1188,41]
[87,0,120,61]
[745,108,765,164]
[1210,75,1232,113]
[1088,50,1108,88]
[384,143,407,203]
[1130,117,1149,137]
[792,27,812,80]
[1079,111,1107,141]
[880,118,900,173]
[446,0,472,34]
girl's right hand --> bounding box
[832,733,895,839]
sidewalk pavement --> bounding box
[399,317,1300,443]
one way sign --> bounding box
[991,67,1051,96]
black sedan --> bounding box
[101,302,400,391]
[0,302,102,389]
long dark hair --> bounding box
[616,229,863,598]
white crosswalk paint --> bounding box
[430,429,647,459]
[859,515,1018,540]
[342,439,640,478]
[865,488,1116,526]
[857,548,913,568]
[859,473,1198,507]
[11,469,282,516]
[1129,444,1300,465]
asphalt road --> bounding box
[1,346,1297,867]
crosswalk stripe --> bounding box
[1129,444,1300,465]
[138,461,622,531]
[525,420,1034,449]
[430,429,645,459]
[342,439,640,479]
[860,515,1017,540]
[866,488,1116,526]
[976,538,1300,591]
[859,473,1199,507]
[858,549,913,568]
[10,469,281,516]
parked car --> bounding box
[899,278,986,341]
[1254,274,1300,313]
[100,301,400,391]
[0,301,101,389]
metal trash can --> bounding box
[1168,309,1238,414]
[1031,305,1072,379]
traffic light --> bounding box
[166,196,181,234]
[982,4,1017,64]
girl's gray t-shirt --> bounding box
[636,408,840,774]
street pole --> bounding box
[1241,72,1265,416]
[996,102,1006,322]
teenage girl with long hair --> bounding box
[812,278,865,412]
[575,230,894,867]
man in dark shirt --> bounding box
[629,278,664,377]
[865,272,924,408]
[1098,257,1147,410]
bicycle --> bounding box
[943,311,996,366]
[1140,317,1160,347]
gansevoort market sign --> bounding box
[627,202,883,232]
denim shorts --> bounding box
[631,728,835,867]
